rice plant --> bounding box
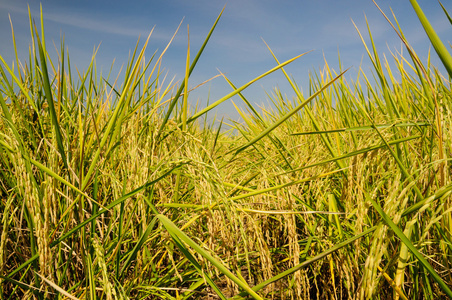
[0,1,451,299]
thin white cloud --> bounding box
[44,13,153,38]
[0,1,183,41]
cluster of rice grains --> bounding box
[1,1,452,299]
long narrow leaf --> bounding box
[408,0,452,77]
[233,226,377,297]
[291,122,429,135]
[50,162,187,246]
[365,192,452,297]
[187,53,310,128]
[157,6,225,139]
[34,21,68,168]
[157,214,263,300]
[234,69,348,155]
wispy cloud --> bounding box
[0,1,182,41]
[44,13,153,38]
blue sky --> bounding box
[0,1,450,122]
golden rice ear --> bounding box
[2,2,452,299]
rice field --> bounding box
[1,1,452,299]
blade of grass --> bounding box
[0,139,101,207]
[291,122,429,135]
[182,25,190,131]
[371,0,446,187]
[186,53,311,128]
[278,135,420,176]
[146,202,227,299]
[233,226,377,298]
[439,1,452,25]
[36,273,80,300]
[80,30,154,191]
[262,41,347,170]
[86,254,97,300]
[157,6,225,140]
[157,214,263,300]
[5,162,187,283]
[407,0,452,77]
[234,69,348,155]
[34,14,68,168]
[362,189,452,297]
[174,24,191,203]
[119,217,158,278]
[50,161,188,247]
[0,274,43,294]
